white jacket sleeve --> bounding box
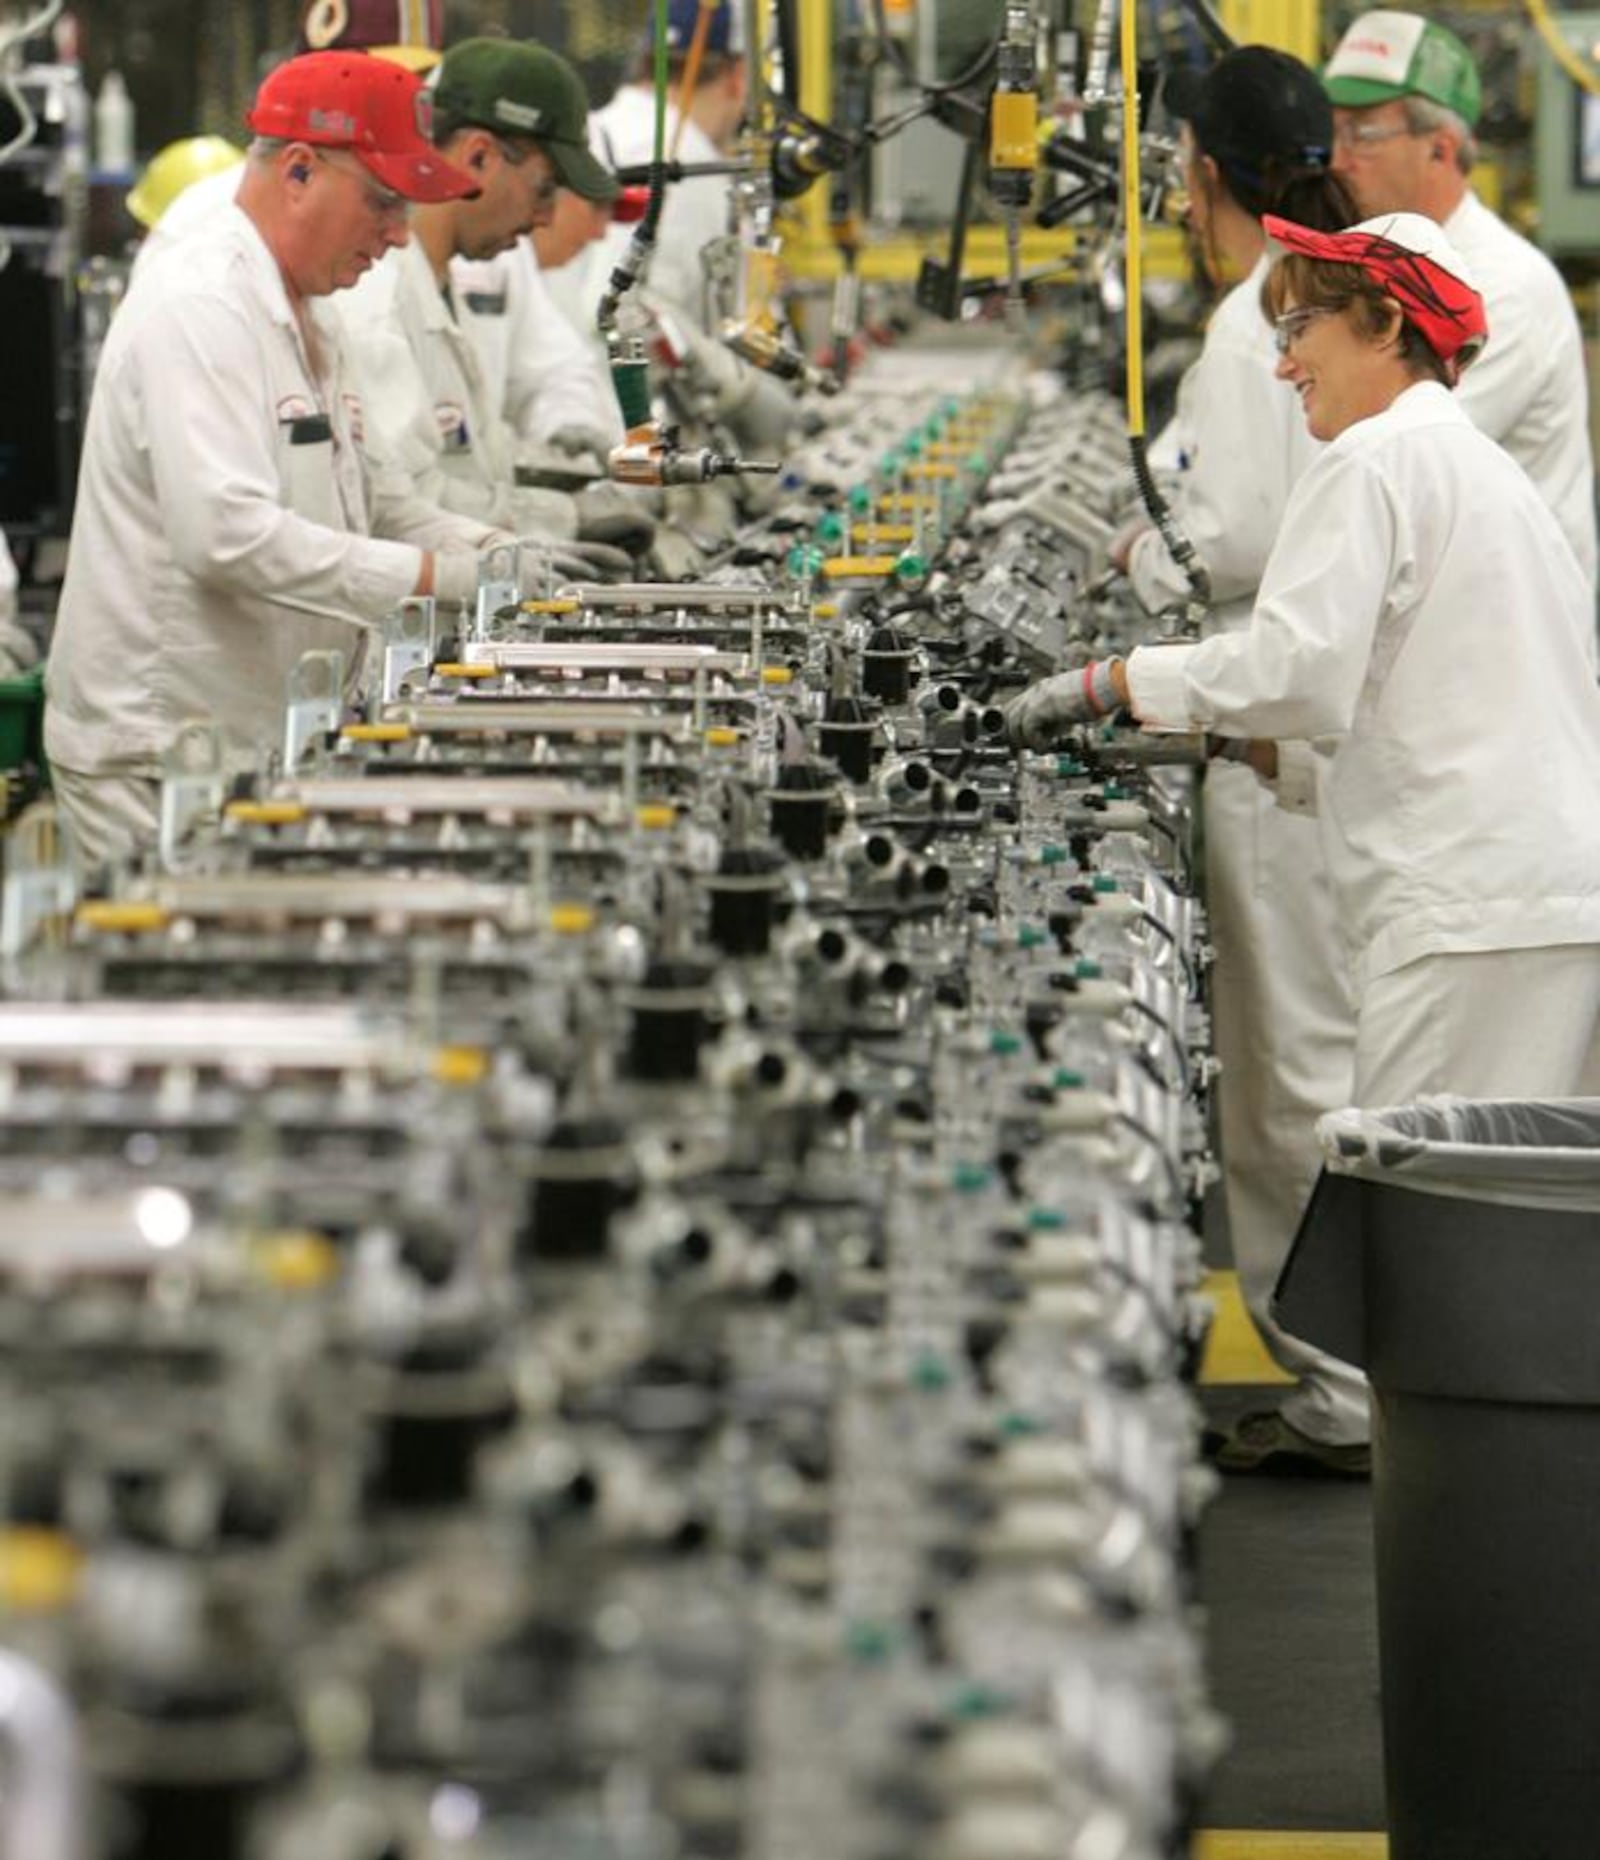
[1128,340,1300,614]
[1125,447,1401,740]
[139,293,422,617]
[498,251,619,446]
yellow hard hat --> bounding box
[126,135,246,229]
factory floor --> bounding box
[1193,1270,1388,1859]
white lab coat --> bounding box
[46,206,493,780]
[335,237,557,532]
[0,530,32,678]
[1128,258,1365,1441]
[588,85,731,329]
[1445,190,1597,588]
[1128,383,1600,987]
[452,239,619,448]
[129,162,241,284]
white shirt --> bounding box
[336,237,528,528]
[47,207,492,778]
[1446,190,1597,586]
[1129,255,1322,629]
[1126,384,1600,985]
[130,163,242,283]
[452,239,619,449]
[587,86,732,329]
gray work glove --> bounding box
[572,481,657,555]
[497,483,580,540]
[646,524,707,582]
[545,425,613,462]
[1005,659,1123,750]
[538,538,637,585]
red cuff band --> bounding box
[1083,661,1105,718]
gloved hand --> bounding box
[497,483,579,541]
[647,524,707,582]
[538,538,637,585]
[1110,517,1154,574]
[573,481,657,555]
[433,549,487,610]
[1005,659,1125,750]
[545,425,613,462]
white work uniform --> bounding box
[129,162,241,283]
[336,238,562,532]
[0,530,32,678]
[1445,190,1597,588]
[588,86,730,328]
[47,207,493,855]
[1128,382,1600,1086]
[452,239,619,449]
[1128,258,1365,1443]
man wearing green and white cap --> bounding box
[337,38,648,568]
[1325,10,1596,583]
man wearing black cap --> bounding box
[336,38,649,565]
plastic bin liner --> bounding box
[1317,1095,1600,1211]
[1276,1096,1600,1386]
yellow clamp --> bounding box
[521,599,580,616]
[75,901,171,935]
[549,902,596,935]
[253,1230,340,1291]
[636,804,677,830]
[823,557,899,579]
[760,665,795,686]
[342,722,413,744]
[704,726,742,747]
[435,663,498,679]
[224,800,306,827]
[0,1529,82,1614]
[433,1045,489,1088]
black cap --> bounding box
[1164,45,1332,182]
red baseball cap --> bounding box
[1263,210,1487,377]
[247,51,474,203]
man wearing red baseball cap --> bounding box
[1011,212,1600,1165]
[46,52,509,866]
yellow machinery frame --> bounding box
[777,0,1318,285]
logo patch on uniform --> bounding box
[434,401,469,448]
[277,395,314,423]
[341,391,365,446]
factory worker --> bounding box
[1012,219,1600,1145]
[46,53,509,869]
[135,0,444,278]
[589,0,748,330]
[1324,10,1596,584]
[1115,48,1370,1475]
[364,40,627,511]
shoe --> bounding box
[1206,1409,1371,1480]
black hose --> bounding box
[1130,434,1211,607]
[868,0,1000,97]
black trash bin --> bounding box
[1276,1098,1600,1860]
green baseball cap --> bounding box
[433,38,619,201]
[1322,10,1482,129]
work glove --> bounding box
[497,483,579,541]
[572,480,657,556]
[1005,659,1124,750]
[647,524,707,582]
[535,538,637,585]
[433,548,492,611]
[545,424,613,462]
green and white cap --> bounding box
[1322,10,1482,128]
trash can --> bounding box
[1276,1097,1600,1860]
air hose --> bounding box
[1119,0,1210,613]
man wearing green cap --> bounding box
[1324,9,1595,583]
[337,38,651,567]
